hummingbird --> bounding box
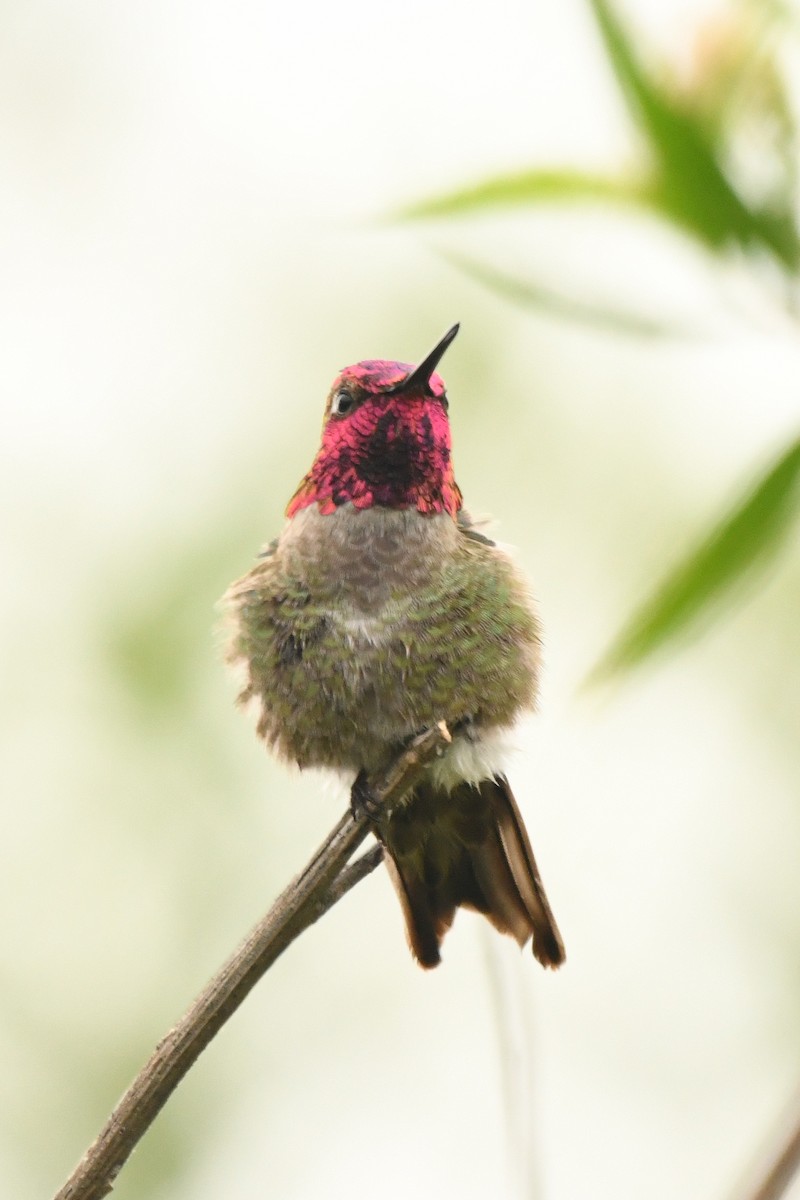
[224,325,565,969]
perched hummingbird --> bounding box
[224,325,564,969]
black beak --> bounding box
[388,323,460,393]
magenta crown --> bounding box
[333,323,459,398]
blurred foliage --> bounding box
[589,0,800,266]
[101,496,272,722]
[401,0,800,681]
[438,250,690,338]
[105,537,239,717]
[403,0,800,269]
[588,436,800,682]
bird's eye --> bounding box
[331,389,354,416]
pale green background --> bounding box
[2,1,799,1198]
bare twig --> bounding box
[735,1090,800,1200]
[307,842,385,921]
[53,721,451,1200]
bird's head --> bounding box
[287,324,462,518]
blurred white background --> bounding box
[2,0,800,1197]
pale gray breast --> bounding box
[279,504,460,612]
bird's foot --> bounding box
[350,772,391,840]
[450,714,478,742]
[350,769,385,828]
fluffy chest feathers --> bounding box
[280,505,461,624]
[224,504,541,774]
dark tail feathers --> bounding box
[382,775,565,969]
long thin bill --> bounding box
[389,323,460,393]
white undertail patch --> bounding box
[427,726,517,791]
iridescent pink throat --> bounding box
[286,359,463,519]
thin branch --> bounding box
[736,1090,800,1200]
[307,842,385,922]
[53,721,451,1200]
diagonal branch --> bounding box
[53,721,452,1200]
[735,1090,800,1200]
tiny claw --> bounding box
[350,770,384,823]
[450,714,477,743]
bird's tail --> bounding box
[381,775,565,969]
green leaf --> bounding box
[440,251,691,338]
[588,435,800,684]
[397,168,655,221]
[587,0,800,269]
[396,2,800,271]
